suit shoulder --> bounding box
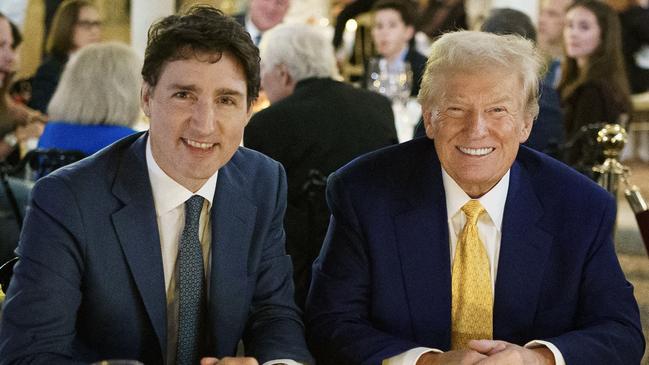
[335,137,432,182]
[229,146,283,175]
[517,146,614,205]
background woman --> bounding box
[558,0,630,174]
[37,42,140,156]
[27,0,101,113]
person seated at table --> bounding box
[1,13,45,162]
[0,6,312,364]
[245,22,397,309]
[233,0,290,45]
[305,30,644,365]
[37,42,140,156]
[364,0,426,97]
[28,0,102,114]
[559,0,631,177]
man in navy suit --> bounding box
[305,31,644,365]
[0,6,311,365]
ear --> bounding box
[140,82,152,118]
[405,25,415,41]
[422,106,437,140]
[279,64,293,87]
[518,114,534,143]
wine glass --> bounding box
[366,58,412,106]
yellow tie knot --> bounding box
[461,200,485,226]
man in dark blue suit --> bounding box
[306,30,644,365]
[0,6,311,365]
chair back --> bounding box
[24,148,87,178]
[0,256,18,295]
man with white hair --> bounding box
[234,0,290,45]
[244,23,397,309]
[305,30,644,365]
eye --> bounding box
[173,91,191,99]
[444,107,466,118]
[489,106,508,114]
[217,96,237,105]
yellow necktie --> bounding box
[450,200,493,350]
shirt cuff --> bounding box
[262,360,302,365]
[525,340,566,365]
[382,347,442,365]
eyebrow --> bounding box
[215,88,245,98]
[167,84,245,98]
[168,83,199,92]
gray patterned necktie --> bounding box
[176,195,206,365]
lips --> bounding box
[183,138,215,150]
[457,146,494,156]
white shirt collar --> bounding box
[442,167,510,229]
[146,135,218,216]
[245,14,262,44]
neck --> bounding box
[385,45,408,64]
[576,57,587,69]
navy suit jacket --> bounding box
[0,132,312,364]
[305,137,644,365]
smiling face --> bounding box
[372,8,414,62]
[141,52,252,192]
[564,6,601,65]
[423,70,533,198]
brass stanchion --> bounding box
[592,124,628,195]
[593,124,649,257]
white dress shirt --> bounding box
[244,15,262,45]
[145,137,300,365]
[384,168,565,365]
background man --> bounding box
[244,22,397,309]
[306,31,644,365]
[0,6,312,365]
[234,0,290,45]
[537,0,574,86]
[366,0,426,97]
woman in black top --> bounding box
[558,0,631,174]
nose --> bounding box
[0,49,16,70]
[465,110,489,137]
[191,99,217,135]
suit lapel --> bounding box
[207,155,257,354]
[393,144,452,348]
[493,158,553,341]
[110,133,167,353]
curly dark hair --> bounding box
[142,5,260,107]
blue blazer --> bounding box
[0,132,312,364]
[305,137,644,365]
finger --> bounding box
[218,357,259,365]
[200,357,219,365]
[474,348,519,365]
[468,339,507,355]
